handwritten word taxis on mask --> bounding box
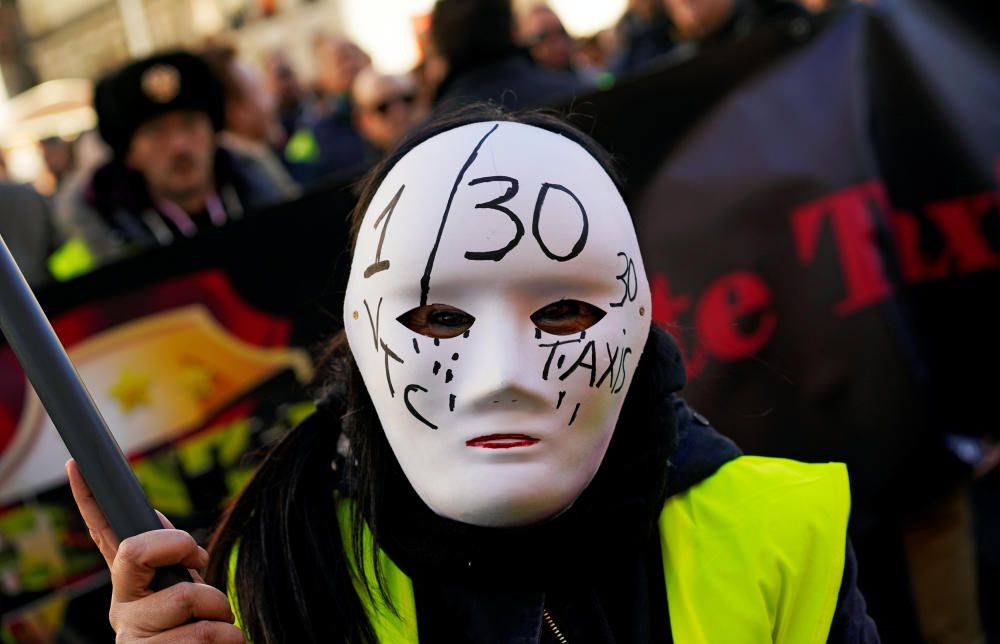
[344,123,651,527]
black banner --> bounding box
[575,1,999,522]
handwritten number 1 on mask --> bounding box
[364,184,405,278]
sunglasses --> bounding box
[526,26,569,47]
[370,92,417,115]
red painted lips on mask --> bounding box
[465,434,540,449]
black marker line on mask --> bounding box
[613,347,633,394]
[363,184,405,278]
[404,384,437,429]
[381,339,404,396]
[610,251,638,307]
[559,340,597,387]
[464,175,523,261]
[532,183,589,261]
[569,402,581,426]
[539,338,582,380]
[364,298,382,352]
[556,391,566,409]
[596,343,621,390]
[413,338,420,354]
[420,124,499,306]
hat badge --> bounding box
[141,64,181,103]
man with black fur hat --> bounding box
[61,51,288,266]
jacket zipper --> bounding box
[542,607,569,644]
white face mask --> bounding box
[344,122,651,527]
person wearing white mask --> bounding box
[67,107,879,643]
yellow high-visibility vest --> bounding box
[658,456,849,643]
[229,456,849,643]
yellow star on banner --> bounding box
[178,362,218,402]
[108,369,152,413]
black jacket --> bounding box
[434,51,588,115]
[68,145,285,265]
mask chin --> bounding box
[420,480,585,528]
[396,422,617,528]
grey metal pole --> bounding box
[0,234,188,589]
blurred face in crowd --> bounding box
[314,36,370,96]
[629,0,662,21]
[344,122,651,527]
[575,31,615,71]
[798,0,832,10]
[264,52,303,113]
[353,71,420,151]
[126,110,215,209]
[662,0,736,40]
[40,138,74,180]
[226,59,278,144]
[520,6,574,72]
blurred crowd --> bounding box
[0,0,843,283]
[1,1,996,643]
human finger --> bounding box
[135,619,245,644]
[110,581,234,635]
[111,529,207,602]
[66,458,120,567]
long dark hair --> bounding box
[205,105,637,643]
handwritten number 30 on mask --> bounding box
[363,178,590,279]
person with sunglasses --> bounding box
[353,69,426,156]
[518,5,577,75]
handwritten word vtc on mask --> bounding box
[344,123,651,527]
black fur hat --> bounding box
[94,51,224,157]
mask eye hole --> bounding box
[397,304,476,339]
[531,299,606,336]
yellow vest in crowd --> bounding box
[230,456,850,643]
